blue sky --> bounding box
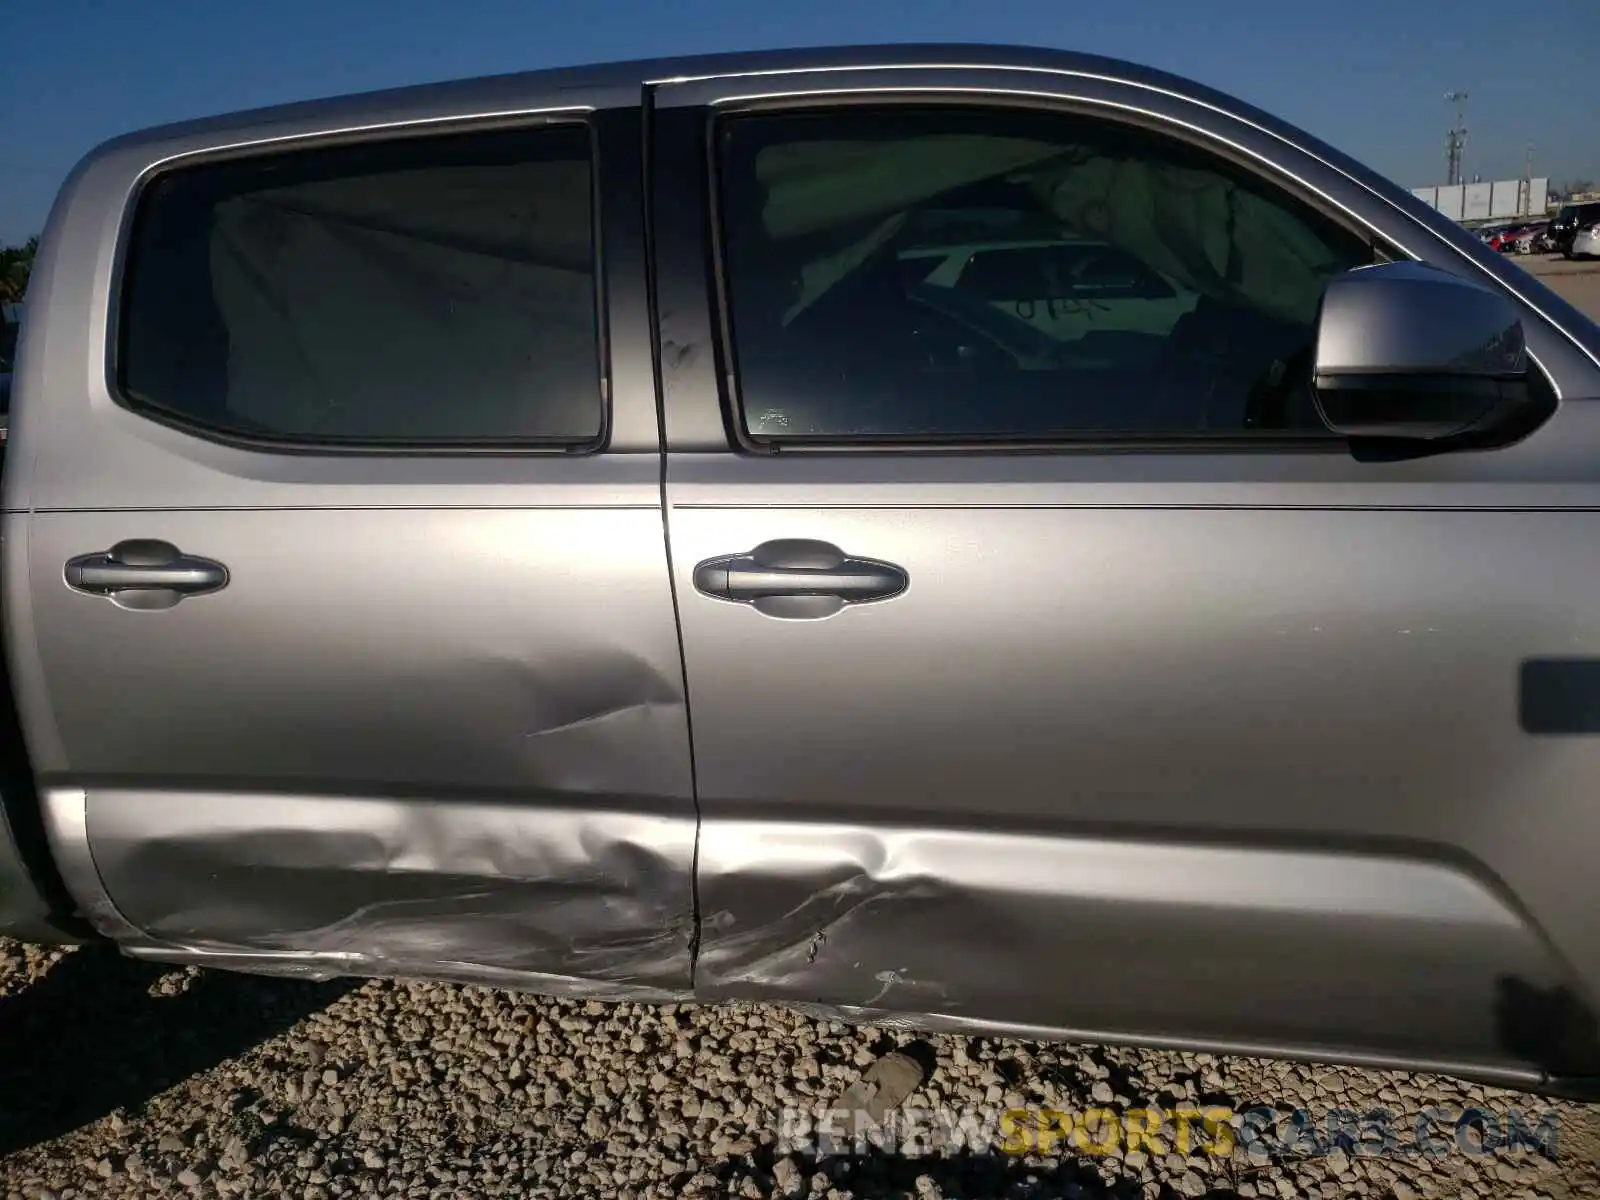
[2,0,1595,243]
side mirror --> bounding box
[1312,262,1535,442]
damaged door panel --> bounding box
[26,504,697,992]
[10,85,701,994]
[693,820,1570,1082]
[651,64,1600,1091]
[668,503,1596,1086]
[83,790,696,993]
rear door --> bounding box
[4,83,697,991]
[652,64,1600,1085]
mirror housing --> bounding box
[1312,262,1535,442]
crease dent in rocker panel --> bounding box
[693,819,1577,1074]
[84,790,700,994]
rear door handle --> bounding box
[693,539,907,619]
[66,540,228,609]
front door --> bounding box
[652,65,1600,1084]
[7,93,698,992]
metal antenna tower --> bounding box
[1444,91,1469,187]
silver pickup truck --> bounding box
[5,43,1600,1100]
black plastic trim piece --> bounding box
[65,540,229,599]
[650,105,735,452]
[693,538,908,617]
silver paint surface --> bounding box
[4,68,697,991]
[652,49,1600,1092]
[20,503,698,987]
[1315,262,1528,377]
[666,495,1600,1072]
[89,789,696,989]
[696,820,1559,1076]
[8,43,1600,1092]
[38,788,146,944]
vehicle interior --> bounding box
[719,106,1382,442]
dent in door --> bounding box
[693,819,1576,1079]
[85,789,697,994]
[29,507,699,994]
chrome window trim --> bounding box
[128,104,595,178]
[711,85,1423,256]
[658,65,1595,382]
[694,88,1563,450]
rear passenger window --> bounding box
[716,107,1376,443]
[119,124,602,446]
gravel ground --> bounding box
[2,940,1598,1199]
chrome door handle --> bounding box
[694,539,907,619]
[66,540,228,608]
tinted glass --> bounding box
[954,245,1176,303]
[717,108,1376,442]
[120,124,602,446]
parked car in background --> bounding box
[1486,223,1545,254]
[1574,220,1600,259]
[1552,201,1600,257]
[6,42,1600,1104]
[1487,225,1524,252]
[1513,223,1551,254]
[894,234,1199,356]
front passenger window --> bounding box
[715,106,1377,443]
